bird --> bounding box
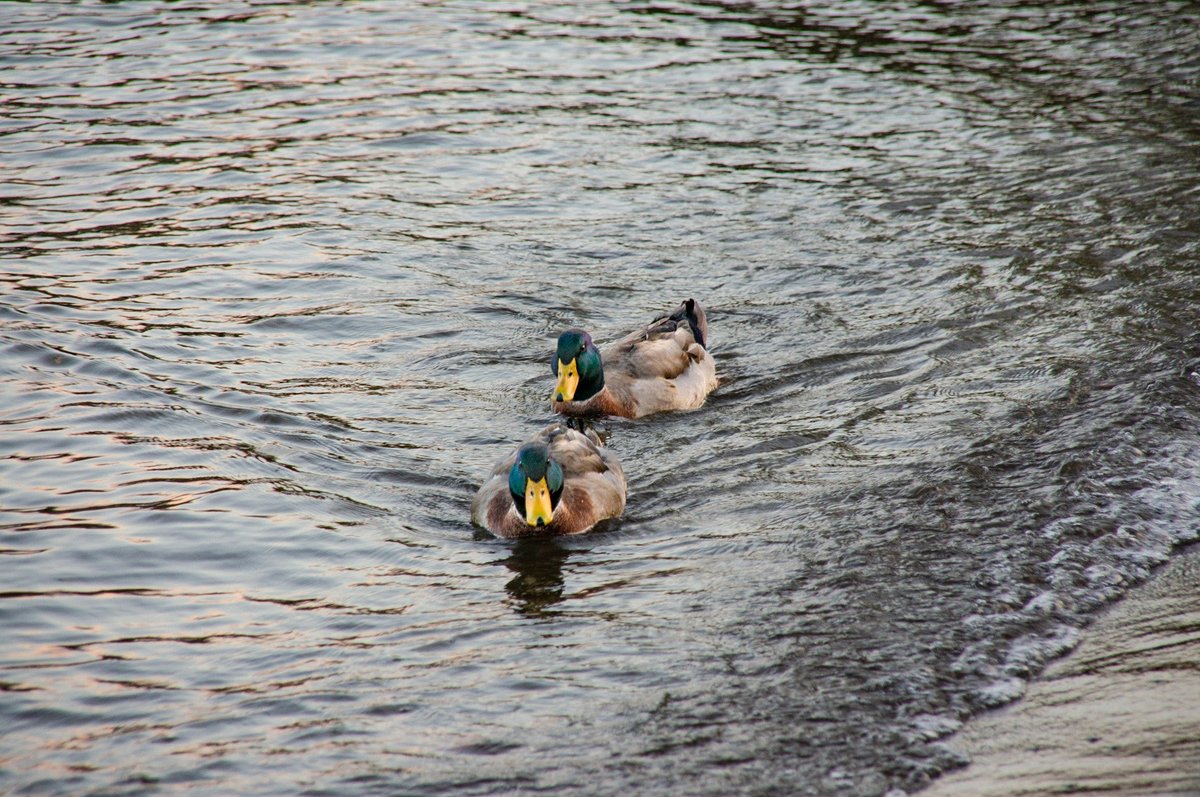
[471,423,626,538]
[551,298,717,419]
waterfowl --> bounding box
[552,298,717,419]
[471,423,626,539]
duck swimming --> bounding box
[471,423,626,538]
[551,298,717,419]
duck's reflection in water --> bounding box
[501,536,581,618]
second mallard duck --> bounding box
[551,298,717,419]
[471,423,626,538]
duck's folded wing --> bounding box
[605,330,694,380]
[546,426,611,474]
[547,428,626,517]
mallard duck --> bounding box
[551,298,717,419]
[471,423,626,538]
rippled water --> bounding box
[3,2,1200,795]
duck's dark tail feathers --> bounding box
[644,298,710,349]
[678,298,708,349]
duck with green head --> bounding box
[471,423,626,538]
[552,298,717,419]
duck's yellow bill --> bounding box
[524,476,554,527]
[554,358,579,402]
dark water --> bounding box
[3,2,1199,795]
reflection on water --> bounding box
[503,537,576,617]
[3,2,1199,795]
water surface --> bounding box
[3,2,1200,795]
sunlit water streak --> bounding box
[3,2,1199,795]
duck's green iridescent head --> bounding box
[553,329,603,402]
[507,442,565,527]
